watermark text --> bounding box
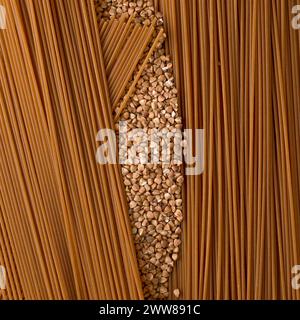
[0,5,6,30]
[0,266,6,290]
[96,122,204,176]
[292,5,300,29]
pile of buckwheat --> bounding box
[95,0,183,300]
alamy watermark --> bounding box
[0,266,6,290]
[96,122,204,176]
[0,5,6,30]
[292,265,300,290]
[292,5,300,29]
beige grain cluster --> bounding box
[96,0,159,25]
[95,0,183,299]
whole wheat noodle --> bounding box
[1,0,300,301]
